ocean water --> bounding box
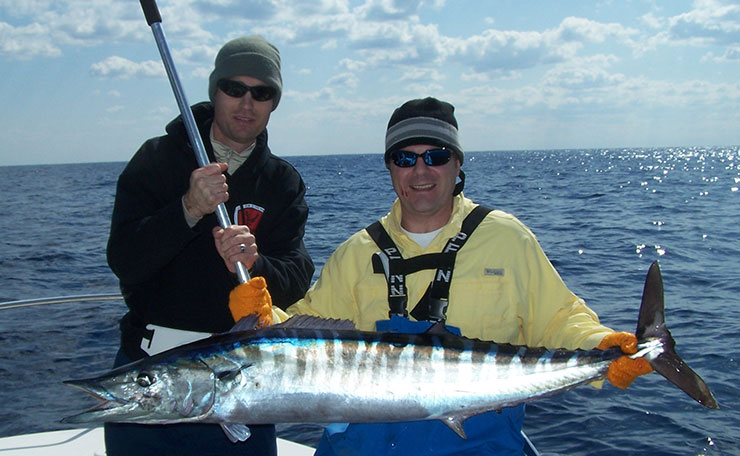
[0,147,739,455]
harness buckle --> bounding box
[388,296,409,318]
[427,297,449,323]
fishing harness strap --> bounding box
[366,205,491,323]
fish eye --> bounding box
[136,372,155,387]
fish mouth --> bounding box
[60,379,146,424]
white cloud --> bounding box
[399,68,444,82]
[0,22,61,58]
[327,16,640,78]
[290,0,351,16]
[0,0,210,59]
[43,1,151,46]
[173,44,220,66]
[718,44,740,60]
[554,16,638,44]
[0,0,49,14]
[640,12,664,29]
[355,0,421,21]
[2,0,739,166]
[89,56,165,79]
[339,58,369,72]
[188,0,351,29]
[343,21,447,69]
[253,14,353,47]
[192,66,212,79]
[447,29,554,74]
[327,72,359,90]
[353,0,444,21]
[542,55,624,90]
[667,0,740,44]
[191,0,280,21]
[632,0,740,56]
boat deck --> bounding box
[0,427,314,456]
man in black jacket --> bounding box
[105,35,314,456]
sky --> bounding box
[1,0,739,166]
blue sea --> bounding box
[1,147,739,455]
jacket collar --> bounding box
[382,193,472,253]
[164,102,271,176]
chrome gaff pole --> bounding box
[139,0,249,284]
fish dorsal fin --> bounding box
[231,314,357,332]
[274,315,357,331]
[230,315,261,333]
[220,423,251,442]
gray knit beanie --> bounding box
[208,35,282,110]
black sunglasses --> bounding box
[390,148,453,168]
[217,79,277,102]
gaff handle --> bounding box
[139,0,162,26]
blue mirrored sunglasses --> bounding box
[390,148,452,168]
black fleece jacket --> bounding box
[107,102,313,357]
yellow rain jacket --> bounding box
[286,194,612,350]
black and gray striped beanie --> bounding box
[384,97,463,163]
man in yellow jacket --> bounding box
[260,97,650,455]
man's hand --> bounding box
[183,163,229,217]
[598,332,653,389]
[213,225,258,273]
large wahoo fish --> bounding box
[62,262,718,442]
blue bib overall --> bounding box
[314,207,526,456]
[314,316,526,456]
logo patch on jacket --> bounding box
[234,204,265,232]
[484,268,505,277]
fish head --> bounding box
[62,356,216,425]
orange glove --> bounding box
[228,277,273,327]
[598,332,653,389]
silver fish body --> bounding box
[63,261,718,442]
[191,326,618,428]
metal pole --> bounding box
[139,0,249,284]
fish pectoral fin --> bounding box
[216,364,253,383]
[220,423,251,442]
[440,415,467,439]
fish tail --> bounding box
[635,261,718,409]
